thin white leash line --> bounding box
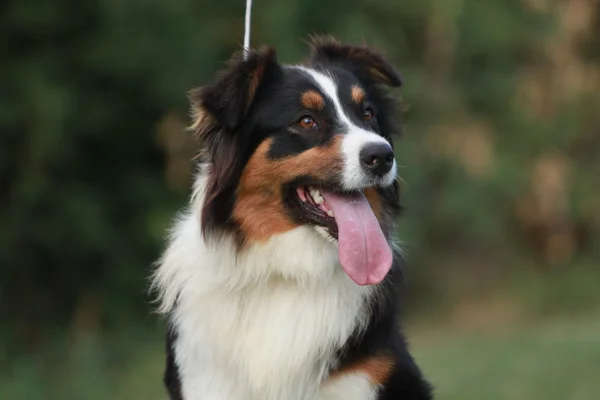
[243,0,253,58]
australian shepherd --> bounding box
[152,36,433,400]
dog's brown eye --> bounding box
[298,116,318,129]
[363,108,374,121]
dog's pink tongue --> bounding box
[320,190,392,286]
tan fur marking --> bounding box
[189,106,212,134]
[231,189,298,244]
[364,187,384,221]
[248,64,266,107]
[369,66,392,85]
[301,90,325,111]
[233,136,344,242]
[351,85,365,104]
[329,356,395,386]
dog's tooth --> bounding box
[327,210,334,217]
[314,196,324,205]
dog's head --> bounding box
[190,36,402,285]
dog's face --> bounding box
[190,37,402,285]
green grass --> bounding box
[410,315,600,400]
[1,331,167,400]
[2,315,600,399]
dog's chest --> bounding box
[175,274,371,400]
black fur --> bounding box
[164,325,183,400]
[188,47,282,235]
[308,35,403,87]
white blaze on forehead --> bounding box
[295,66,397,190]
[296,66,355,129]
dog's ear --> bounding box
[308,36,402,87]
[188,47,280,235]
[189,46,279,133]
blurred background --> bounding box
[1,0,599,399]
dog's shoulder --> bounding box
[328,255,434,400]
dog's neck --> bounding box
[153,172,379,400]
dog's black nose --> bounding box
[360,143,394,177]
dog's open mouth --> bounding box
[291,185,393,286]
[295,186,339,240]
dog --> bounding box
[152,36,433,400]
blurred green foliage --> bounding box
[1,0,600,396]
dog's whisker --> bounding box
[396,175,407,185]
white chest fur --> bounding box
[154,209,374,400]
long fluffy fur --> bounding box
[152,36,432,400]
